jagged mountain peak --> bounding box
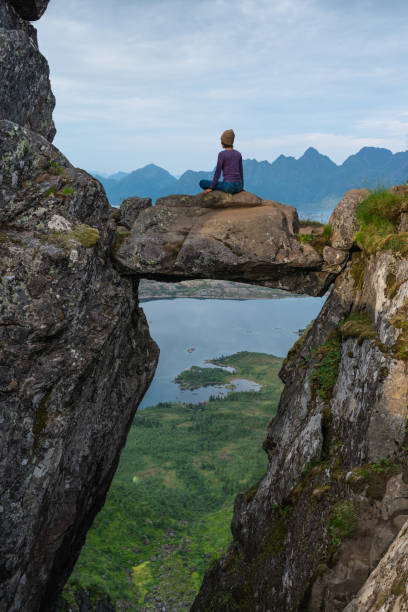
[97,146,408,207]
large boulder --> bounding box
[344,519,408,611]
[114,191,339,296]
[156,189,264,209]
[0,1,56,140]
[0,0,34,29]
[8,0,50,20]
[329,188,369,250]
[0,122,159,611]
[119,196,152,229]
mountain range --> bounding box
[92,147,408,217]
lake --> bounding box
[139,295,326,408]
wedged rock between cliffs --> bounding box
[113,190,347,296]
[192,187,408,611]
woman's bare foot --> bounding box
[202,188,213,194]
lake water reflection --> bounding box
[139,295,326,408]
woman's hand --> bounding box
[202,188,213,194]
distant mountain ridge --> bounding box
[93,147,408,214]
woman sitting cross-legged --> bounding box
[199,129,244,195]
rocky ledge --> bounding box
[114,190,348,296]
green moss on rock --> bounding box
[72,225,100,248]
[311,332,342,401]
[112,230,130,254]
[329,500,358,548]
[354,188,408,254]
[350,251,366,292]
[340,312,377,345]
[385,270,398,299]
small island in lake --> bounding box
[174,351,275,391]
[174,365,231,390]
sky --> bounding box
[36,0,408,175]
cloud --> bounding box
[36,0,408,173]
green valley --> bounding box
[59,352,284,611]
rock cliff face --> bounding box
[192,189,408,611]
[0,119,159,611]
[0,4,158,610]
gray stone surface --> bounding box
[156,190,264,209]
[119,196,152,229]
[0,2,55,140]
[323,245,348,266]
[344,519,408,611]
[329,188,370,250]
[114,194,339,296]
[0,123,159,611]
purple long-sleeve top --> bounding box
[210,149,244,189]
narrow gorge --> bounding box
[1,2,407,611]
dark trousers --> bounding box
[199,179,243,194]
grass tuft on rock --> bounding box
[340,312,377,345]
[354,188,408,254]
[298,234,314,244]
[61,186,74,196]
[311,332,342,401]
[322,224,332,240]
[329,500,358,548]
[296,224,332,254]
[72,225,100,248]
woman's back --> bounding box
[218,149,243,183]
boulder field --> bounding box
[1,0,408,610]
